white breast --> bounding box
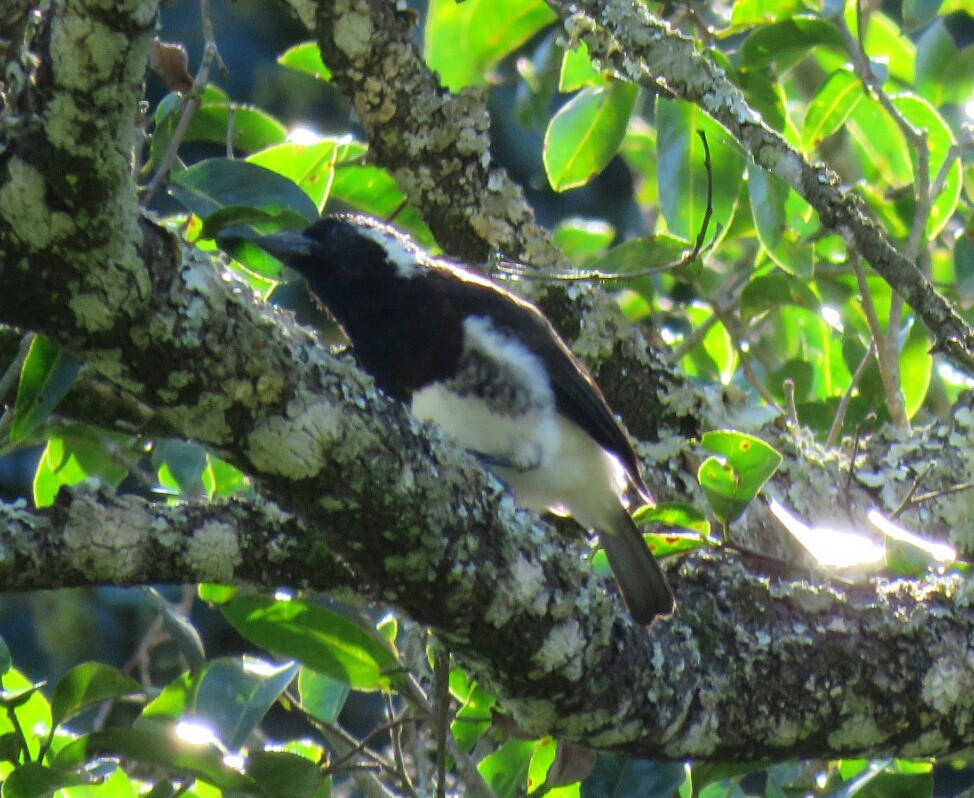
[410,316,628,528]
[411,316,559,471]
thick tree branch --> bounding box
[0,484,352,591]
[3,486,974,760]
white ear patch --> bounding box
[357,225,425,278]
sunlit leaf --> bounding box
[221,595,400,691]
[425,0,555,90]
[657,98,745,245]
[278,42,332,81]
[11,336,81,444]
[544,82,638,191]
[51,664,144,728]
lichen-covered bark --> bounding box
[3,0,974,763]
[297,0,561,268]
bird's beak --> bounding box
[250,231,314,259]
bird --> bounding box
[236,214,674,623]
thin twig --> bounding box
[385,692,419,798]
[825,340,876,449]
[199,0,227,74]
[851,253,909,429]
[496,131,716,283]
[142,42,219,206]
[709,302,782,412]
[783,378,800,433]
[899,480,974,514]
[891,462,935,517]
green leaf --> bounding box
[0,635,11,676]
[139,673,192,724]
[169,158,318,225]
[51,663,144,728]
[53,728,253,792]
[900,321,933,419]
[698,431,783,523]
[248,139,365,210]
[198,584,238,604]
[11,336,81,443]
[552,218,615,264]
[559,42,604,92]
[801,70,864,151]
[590,234,689,276]
[544,82,638,192]
[150,88,286,168]
[151,439,208,497]
[478,739,537,798]
[278,42,332,82]
[730,0,813,27]
[739,16,848,71]
[747,165,816,277]
[903,0,944,28]
[247,749,329,798]
[916,20,974,106]
[1,763,85,798]
[656,98,745,245]
[327,165,436,247]
[0,669,51,762]
[202,455,250,499]
[198,205,312,243]
[297,668,350,724]
[32,426,133,508]
[220,595,400,691]
[188,657,300,750]
[635,502,711,537]
[582,754,687,797]
[450,671,496,751]
[424,0,556,90]
[847,8,915,85]
[740,272,821,319]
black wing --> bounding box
[431,265,649,496]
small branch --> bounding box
[825,340,876,450]
[852,254,909,429]
[142,42,219,206]
[783,378,801,433]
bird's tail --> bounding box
[598,506,674,624]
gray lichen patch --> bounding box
[186,521,243,583]
[62,491,149,581]
[0,159,75,250]
[247,399,345,479]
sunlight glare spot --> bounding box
[821,305,842,331]
[223,753,247,771]
[287,126,322,145]
[242,657,294,677]
[176,720,219,747]
[769,499,884,568]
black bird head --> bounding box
[247,215,465,398]
[255,215,429,286]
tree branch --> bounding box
[540,0,974,372]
